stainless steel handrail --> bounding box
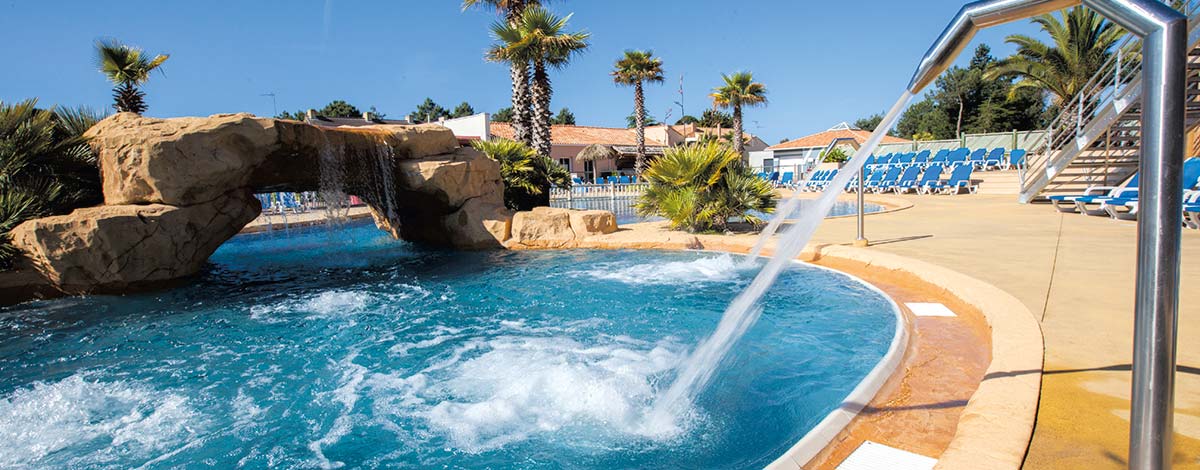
[907,1,1186,468]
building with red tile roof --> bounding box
[751,122,911,174]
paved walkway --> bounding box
[805,193,1200,469]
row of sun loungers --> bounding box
[868,147,1026,172]
[1047,157,1200,228]
[775,163,981,195]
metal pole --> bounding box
[855,166,867,246]
[1082,1,1189,467]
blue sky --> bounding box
[0,0,1044,143]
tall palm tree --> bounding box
[711,72,767,156]
[984,6,1124,105]
[489,7,588,158]
[612,50,664,176]
[463,0,544,146]
[95,39,169,114]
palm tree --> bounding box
[984,6,1124,105]
[0,100,103,268]
[464,0,544,146]
[95,39,169,114]
[488,7,589,158]
[471,138,570,210]
[612,50,665,176]
[710,72,767,156]
[635,142,775,232]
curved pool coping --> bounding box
[556,229,1044,470]
[802,245,1044,470]
[763,258,911,469]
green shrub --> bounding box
[0,99,103,269]
[471,139,570,211]
[635,142,776,232]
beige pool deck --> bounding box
[804,192,1200,469]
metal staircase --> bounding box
[1018,0,1200,203]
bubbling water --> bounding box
[650,91,915,418]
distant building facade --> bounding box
[750,122,910,173]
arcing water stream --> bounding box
[649,91,915,419]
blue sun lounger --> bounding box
[984,148,1005,170]
[1185,191,1200,229]
[1049,173,1140,215]
[967,149,987,169]
[779,172,794,187]
[892,166,922,194]
[915,165,945,194]
[913,149,931,168]
[1005,149,1027,170]
[1101,158,1200,220]
[927,164,978,194]
[873,167,903,193]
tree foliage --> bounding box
[896,45,1045,140]
[985,6,1124,105]
[697,109,734,128]
[95,39,168,114]
[493,107,515,123]
[411,98,450,123]
[0,100,104,268]
[550,107,575,125]
[452,102,476,118]
[711,71,767,154]
[636,142,776,232]
[626,112,659,128]
[612,49,665,175]
[487,7,589,157]
[471,138,570,210]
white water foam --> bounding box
[0,373,198,469]
[572,254,751,286]
[309,352,368,470]
[421,336,693,452]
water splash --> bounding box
[649,91,915,418]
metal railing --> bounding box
[1019,0,1200,201]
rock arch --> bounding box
[9,113,512,293]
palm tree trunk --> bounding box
[634,81,646,175]
[504,2,533,147]
[511,61,533,146]
[732,105,745,155]
[529,59,553,158]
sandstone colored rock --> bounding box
[9,190,260,293]
[507,207,621,249]
[12,113,510,294]
[568,210,617,237]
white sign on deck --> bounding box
[905,302,958,318]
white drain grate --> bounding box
[905,302,958,318]
[836,441,937,470]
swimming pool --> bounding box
[552,197,886,225]
[0,222,896,469]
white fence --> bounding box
[550,182,649,201]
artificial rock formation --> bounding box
[10,113,512,293]
[507,207,618,249]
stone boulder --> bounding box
[9,190,260,293]
[508,207,619,249]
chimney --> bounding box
[305,109,316,121]
[404,114,412,124]
[363,111,373,122]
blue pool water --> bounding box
[552,197,886,225]
[0,222,896,469]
